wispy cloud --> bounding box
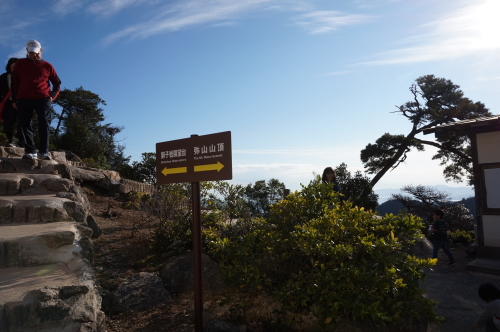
[99,0,370,45]
[52,0,150,16]
[0,3,8,13]
[294,10,372,34]
[234,148,359,158]
[101,0,278,45]
[234,163,316,179]
[352,0,402,10]
[52,0,87,15]
[235,149,329,155]
[361,0,500,65]
[322,70,353,76]
[8,48,28,59]
[0,21,40,45]
[88,0,148,16]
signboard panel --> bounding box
[156,131,232,184]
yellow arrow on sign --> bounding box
[194,161,224,173]
[161,166,187,176]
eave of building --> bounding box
[423,115,500,139]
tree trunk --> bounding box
[368,129,419,189]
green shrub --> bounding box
[448,230,474,244]
[207,179,439,329]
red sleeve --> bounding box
[48,64,61,100]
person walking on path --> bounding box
[11,39,61,160]
[430,209,456,266]
[0,57,23,147]
[472,283,500,331]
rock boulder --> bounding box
[109,272,171,313]
[160,251,225,295]
[203,320,240,332]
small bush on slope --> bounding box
[207,178,439,329]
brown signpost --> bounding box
[156,131,232,184]
[156,131,232,332]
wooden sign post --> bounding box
[156,131,232,331]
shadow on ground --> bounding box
[419,244,500,332]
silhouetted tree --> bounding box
[391,185,474,230]
[361,75,491,188]
[335,163,378,210]
[244,179,286,217]
[52,87,128,169]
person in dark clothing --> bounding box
[11,39,61,160]
[472,283,500,331]
[430,209,455,266]
[322,167,340,192]
[322,167,340,208]
[0,57,23,147]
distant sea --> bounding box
[374,185,475,203]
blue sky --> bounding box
[1,0,499,192]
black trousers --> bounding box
[2,101,22,143]
[17,97,52,154]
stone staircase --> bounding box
[0,148,105,332]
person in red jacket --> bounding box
[12,39,61,160]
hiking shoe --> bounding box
[6,142,16,147]
[38,153,51,160]
[22,153,38,160]
[448,261,456,266]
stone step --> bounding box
[0,173,73,196]
[0,149,83,174]
[466,258,500,275]
[0,157,38,173]
[0,258,105,332]
[0,222,93,268]
[0,194,87,224]
[0,147,68,162]
[0,146,24,158]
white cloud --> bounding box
[88,0,147,16]
[233,148,364,163]
[233,163,318,189]
[0,21,40,45]
[352,0,402,10]
[8,48,27,59]
[100,0,370,45]
[235,149,336,156]
[361,0,500,65]
[52,0,157,16]
[235,163,314,174]
[0,3,8,13]
[322,70,353,76]
[294,10,372,34]
[52,0,86,15]
[101,0,278,44]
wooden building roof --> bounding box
[423,115,500,139]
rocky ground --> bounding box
[88,191,203,332]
